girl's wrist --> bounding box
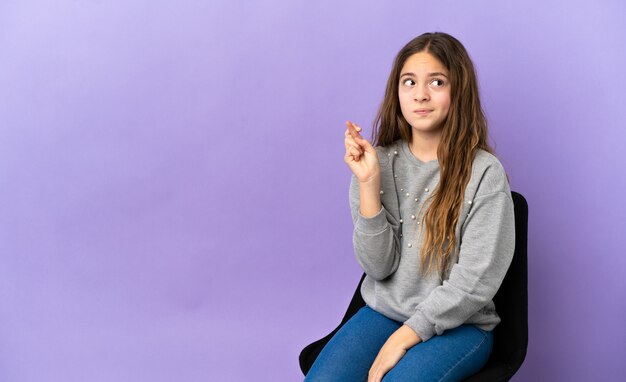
[358,174,381,188]
[392,325,422,349]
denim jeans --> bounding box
[304,305,493,382]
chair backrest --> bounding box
[488,191,528,366]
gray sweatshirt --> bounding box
[349,139,515,342]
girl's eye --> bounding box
[402,78,415,86]
[431,79,445,87]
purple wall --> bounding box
[1,1,625,381]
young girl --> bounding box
[304,32,515,382]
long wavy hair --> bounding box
[371,32,498,277]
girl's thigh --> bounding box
[383,325,493,382]
[304,305,402,382]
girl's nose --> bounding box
[413,85,429,101]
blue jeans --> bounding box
[304,305,493,382]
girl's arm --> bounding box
[404,163,516,342]
[357,175,382,217]
[349,173,401,280]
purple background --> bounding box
[1,1,625,381]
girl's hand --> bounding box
[343,120,380,184]
[368,325,422,382]
[368,344,406,382]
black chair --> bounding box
[300,191,528,381]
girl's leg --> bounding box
[304,305,402,382]
[382,325,493,382]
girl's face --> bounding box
[398,51,451,135]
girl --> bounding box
[304,32,515,382]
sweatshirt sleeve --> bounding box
[404,167,515,342]
[349,173,401,280]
